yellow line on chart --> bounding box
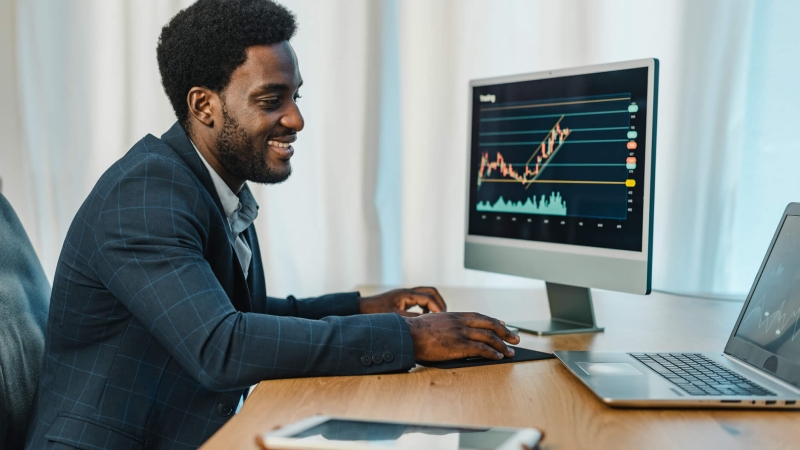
[481,97,631,112]
[479,179,626,185]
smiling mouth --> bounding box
[267,140,294,160]
[267,140,292,148]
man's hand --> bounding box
[404,312,520,361]
[359,287,447,316]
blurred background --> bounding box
[1,0,799,300]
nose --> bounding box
[281,101,304,132]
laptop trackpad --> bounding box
[577,362,644,376]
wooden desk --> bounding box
[201,286,800,450]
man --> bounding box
[26,1,519,449]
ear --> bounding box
[186,87,218,128]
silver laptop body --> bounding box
[556,203,800,408]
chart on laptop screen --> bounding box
[468,68,650,252]
[736,215,800,362]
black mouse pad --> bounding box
[416,346,555,369]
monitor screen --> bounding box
[734,215,800,363]
[467,67,650,252]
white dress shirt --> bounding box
[192,143,254,279]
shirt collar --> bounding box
[191,142,258,227]
[192,142,239,218]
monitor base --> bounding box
[509,282,604,336]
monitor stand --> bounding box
[509,282,604,335]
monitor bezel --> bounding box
[724,203,800,388]
[463,58,658,263]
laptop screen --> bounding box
[729,214,800,385]
[735,215,800,359]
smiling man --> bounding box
[25,1,519,449]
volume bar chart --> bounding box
[474,93,635,220]
[477,192,568,216]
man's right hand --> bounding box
[404,312,520,361]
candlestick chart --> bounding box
[473,93,635,220]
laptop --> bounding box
[555,203,800,408]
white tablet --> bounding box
[257,416,543,450]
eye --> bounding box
[293,91,302,101]
[260,98,280,110]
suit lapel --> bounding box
[160,121,252,312]
[161,122,232,245]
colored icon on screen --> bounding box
[626,157,637,170]
[628,104,639,113]
[625,179,636,187]
[627,130,638,139]
[627,141,637,150]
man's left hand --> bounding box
[359,287,447,316]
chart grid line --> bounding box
[480,139,629,146]
[480,96,631,112]
[480,110,629,122]
[479,180,627,185]
[480,126,629,136]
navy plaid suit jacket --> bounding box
[25,122,415,450]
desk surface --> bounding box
[201,286,799,450]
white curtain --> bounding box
[3,0,800,299]
[391,0,764,296]
[13,0,194,276]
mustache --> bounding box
[268,132,297,139]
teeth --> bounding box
[268,140,291,148]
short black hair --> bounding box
[157,0,297,129]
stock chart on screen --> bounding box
[468,68,650,251]
[736,216,800,363]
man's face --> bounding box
[213,42,304,184]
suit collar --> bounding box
[161,121,254,312]
[161,121,229,226]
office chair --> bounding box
[0,193,50,450]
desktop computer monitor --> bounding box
[464,58,659,335]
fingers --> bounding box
[459,312,520,345]
[472,342,505,360]
[406,313,521,362]
[464,328,515,358]
[400,291,442,314]
[410,287,447,312]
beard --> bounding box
[215,104,292,185]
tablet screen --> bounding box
[287,418,517,449]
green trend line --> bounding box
[479,126,629,136]
[480,139,628,146]
[480,110,629,122]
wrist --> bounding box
[402,316,421,358]
[403,316,420,340]
[359,295,376,314]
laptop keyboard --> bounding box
[629,353,776,396]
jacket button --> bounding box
[383,351,394,363]
[361,355,372,366]
[218,403,233,417]
[372,354,384,365]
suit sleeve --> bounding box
[91,156,415,392]
[265,292,362,319]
